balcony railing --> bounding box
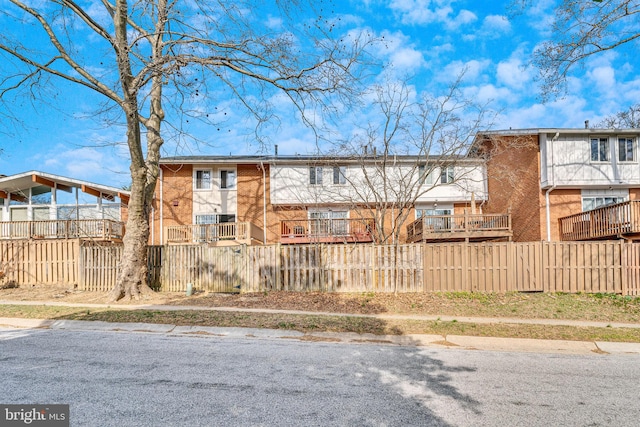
[406,213,512,243]
[559,200,640,241]
[280,218,375,244]
[166,222,264,245]
[0,219,125,241]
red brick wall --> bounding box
[151,164,193,244]
[237,163,281,244]
[483,134,545,241]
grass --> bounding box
[1,292,640,343]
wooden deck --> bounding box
[166,222,264,245]
[406,213,512,243]
[280,218,375,244]
[0,219,125,241]
[559,200,640,241]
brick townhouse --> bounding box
[479,128,640,242]
[150,154,510,245]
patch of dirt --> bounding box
[0,285,181,306]
[0,285,443,315]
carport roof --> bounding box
[0,171,130,204]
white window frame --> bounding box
[194,169,212,190]
[220,169,236,189]
[618,136,636,163]
[440,166,454,184]
[415,207,453,219]
[309,166,323,185]
[418,165,435,185]
[332,166,347,185]
[582,196,626,212]
[590,137,610,162]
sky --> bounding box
[0,0,639,189]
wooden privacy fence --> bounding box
[0,240,79,286]
[1,240,640,295]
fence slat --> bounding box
[1,240,638,295]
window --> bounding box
[196,214,218,225]
[309,210,348,235]
[618,137,635,162]
[195,170,212,190]
[416,208,452,218]
[582,197,625,212]
[309,166,323,185]
[220,170,236,189]
[440,166,454,184]
[333,166,346,185]
[418,165,435,185]
[416,208,453,230]
[590,138,609,162]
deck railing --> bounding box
[406,213,512,243]
[0,219,125,240]
[559,200,640,241]
[280,218,375,244]
[166,222,264,244]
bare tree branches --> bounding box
[320,76,492,245]
[0,0,372,300]
[513,0,640,100]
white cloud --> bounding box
[377,30,426,73]
[389,0,476,29]
[482,15,511,35]
[473,84,513,105]
[587,66,616,94]
[496,57,533,90]
[439,59,489,83]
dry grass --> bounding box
[1,286,640,343]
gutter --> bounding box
[545,132,560,242]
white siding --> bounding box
[192,165,237,218]
[543,132,640,188]
[270,162,486,206]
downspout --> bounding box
[260,161,267,244]
[159,167,163,245]
[545,132,560,241]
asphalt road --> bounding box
[1,327,639,426]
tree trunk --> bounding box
[108,167,154,301]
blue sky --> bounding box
[0,0,638,188]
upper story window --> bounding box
[220,170,236,189]
[590,137,609,162]
[618,137,635,162]
[195,170,212,190]
[333,166,346,185]
[440,166,454,184]
[309,166,323,185]
[418,165,435,185]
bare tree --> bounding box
[596,104,640,128]
[0,0,372,300]
[511,0,640,100]
[322,77,490,245]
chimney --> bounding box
[364,146,368,156]
[585,120,590,129]
[274,144,278,157]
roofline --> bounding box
[0,171,130,198]
[160,154,483,165]
[479,128,640,136]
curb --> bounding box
[2,317,640,355]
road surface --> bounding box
[1,326,639,426]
